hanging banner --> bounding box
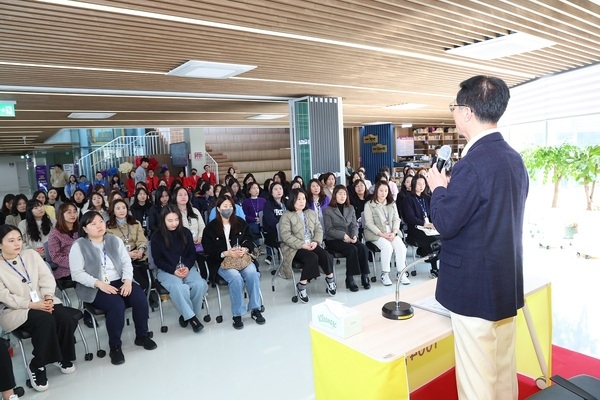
[35,165,49,191]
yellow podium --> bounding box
[310,277,552,399]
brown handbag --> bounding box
[221,253,252,270]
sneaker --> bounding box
[178,315,189,328]
[233,316,244,330]
[188,316,204,333]
[325,277,337,296]
[265,255,273,265]
[430,269,439,279]
[134,336,157,350]
[8,395,18,400]
[55,360,76,374]
[400,272,411,285]
[28,365,48,391]
[251,309,266,325]
[381,273,393,286]
[296,283,309,303]
[109,347,125,365]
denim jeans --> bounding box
[157,266,208,321]
[218,264,261,317]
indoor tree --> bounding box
[566,145,600,211]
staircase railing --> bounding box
[78,135,168,178]
[204,152,219,184]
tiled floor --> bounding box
[5,237,599,400]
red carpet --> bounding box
[411,345,600,400]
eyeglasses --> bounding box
[449,103,469,112]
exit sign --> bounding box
[0,101,16,117]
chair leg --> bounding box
[76,323,94,361]
[214,285,223,323]
[14,337,29,385]
[85,309,105,358]
[202,295,211,323]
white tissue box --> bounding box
[311,300,362,339]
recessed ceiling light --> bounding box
[68,112,116,119]
[385,103,428,110]
[446,32,556,60]
[167,60,257,79]
[246,114,287,120]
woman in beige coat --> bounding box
[364,182,409,286]
[0,225,79,392]
[279,189,335,303]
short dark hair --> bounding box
[329,185,350,207]
[287,188,308,211]
[456,75,510,124]
[0,224,21,243]
[55,163,63,170]
[141,157,150,164]
[78,211,104,238]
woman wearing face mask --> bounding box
[18,200,55,259]
[106,199,149,291]
[69,212,157,366]
[0,225,79,392]
[150,205,208,333]
[203,196,264,330]
[5,194,28,227]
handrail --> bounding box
[205,152,219,184]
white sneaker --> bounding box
[8,395,19,400]
[55,361,76,374]
[381,273,392,286]
[400,272,411,285]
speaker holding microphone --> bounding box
[435,145,454,173]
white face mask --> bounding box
[220,208,234,219]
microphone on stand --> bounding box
[382,241,441,320]
[436,145,453,173]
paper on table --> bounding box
[412,295,450,318]
[416,225,440,236]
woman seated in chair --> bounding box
[307,179,330,230]
[203,196,265,330]
[129,187,153,237]
[4,194,27,227]
[105,199,149,291]
[69,211,157,366]
[148,186,170,237]
[364,182,409,286]
[279,189,336,303]
[0,225,79,392]
[150,204,208,333]
[323,185,370,292]
[82,191,109,222]
[18,199,56,259]
[48,203,80,281]
[241,182,266,245]
[401,175,441,278]
[262,182,286,266]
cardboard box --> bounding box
[311,299,362,339]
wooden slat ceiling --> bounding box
[1,0,600,153]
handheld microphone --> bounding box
[436,145,452,172]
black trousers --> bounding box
[407,230,441,270]
[0,342,16,392]
[132,260,150,291]
[18,304,79,368]
[293,246,333,281]
[326,239,370,277]
[91,280,149,349]
[55,186,67,202]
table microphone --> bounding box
[382,241,441,320]
[436,145,453,172]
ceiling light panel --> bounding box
[167,60,257,79]
[446,32,556,60]
[68,112,116,119]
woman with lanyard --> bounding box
[0,225,79,392]
[262,182,286,267]
[69,211,157,366]
[401,175,441,278]
[307,178,330,230]
[105,199,149,291]
[242,182,266,245]
[364,181,409,286]
[279,189,336,303]
[129,187,153,238]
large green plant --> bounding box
[566,145,600,211]
[521,144,578,208]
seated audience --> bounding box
[262,182,286,266]
[18,199,55,259]
[5,194,27,227]
[307,179,330,229]
[129,187,153,237]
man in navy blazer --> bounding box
[428,76,529,400]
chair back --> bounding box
[43,241,59,271]
[146,241,157,271]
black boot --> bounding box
[361,274,371,290]
[345,277,359,292]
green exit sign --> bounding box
[0,101,16,117]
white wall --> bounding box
[0,155,33,198]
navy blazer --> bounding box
[430,132,529,321]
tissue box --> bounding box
[311,300,362,339]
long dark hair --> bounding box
[329,185,350,208]
[212,196,240,238]
[287,188,309,211]
[307,179,327,207]
[25,199,53,242]
[86,191,107,212]
[158,204,188,250]
[171,187,199,220]
[10,194,28,216]
[1,194,15,215]
[107,199,138,228]
[71,188,87,208]
[371,181,394,205]
[154,186,170,209]
[131,187,152,209]
[32,190,48,205]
